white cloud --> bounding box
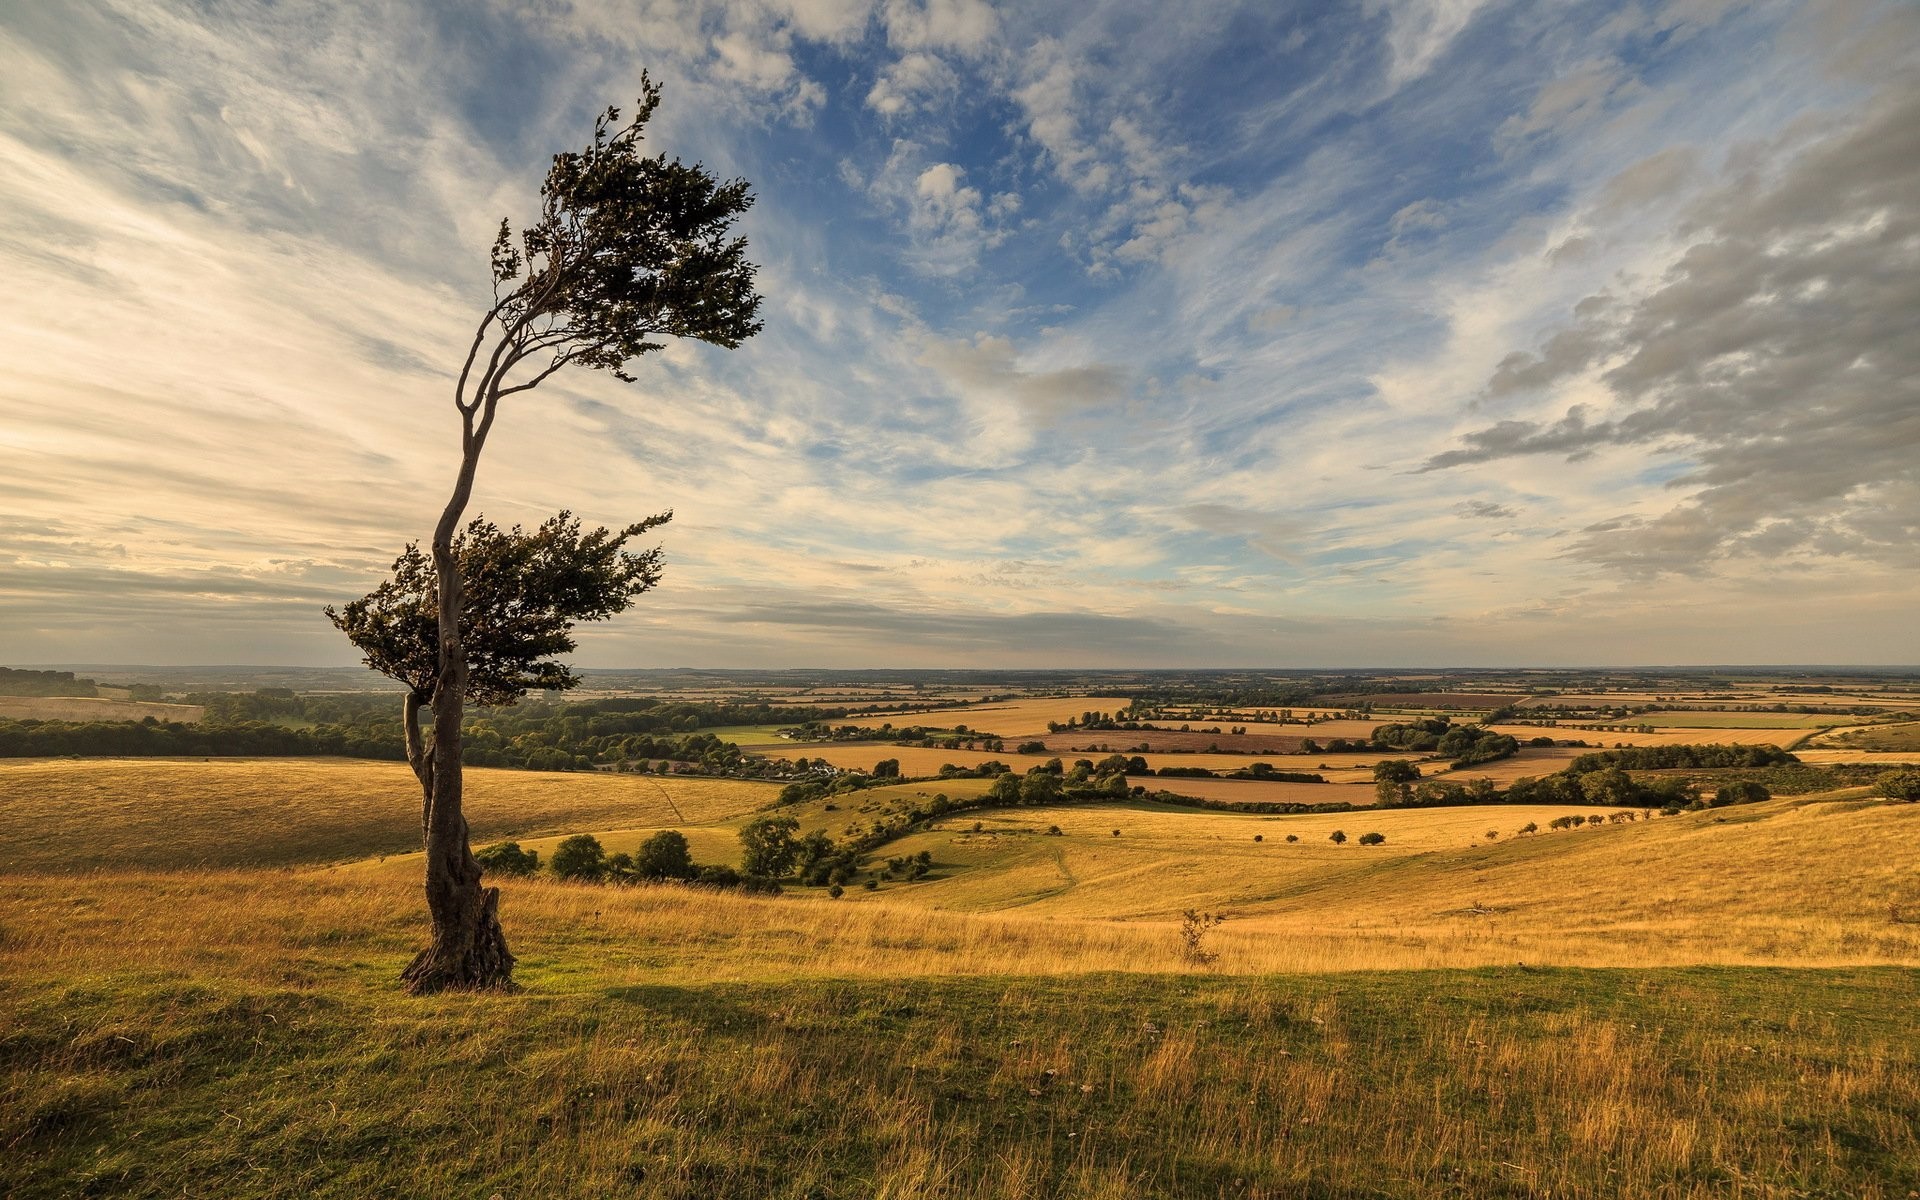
[864,51,958,117]
[1366,0,1493,89]
[880,0,997,54]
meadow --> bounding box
[6,740,1920,1198]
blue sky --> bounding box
[1,0,1915,666]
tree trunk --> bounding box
[401,421,516,994]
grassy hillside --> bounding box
[0,759,777,871]
[5,756,1918,1197]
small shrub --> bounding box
[693,865,742,889]
[863,878,878,891]
[828,884,844,898]
[1179,909,1224,966]
[1329,830,1347,845]
[1111,829,1122,838]
[1358,831,1385,846]
[1285,834,1299,843]
[1046,824,1063,836]
[475,841,540,877]
[1253,834,1264,842]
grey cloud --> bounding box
[1454,500,1518,520]
[1178,504,1312,563]
[1595,146,1700,218]
[1425,79,1920,575]
[917,333,1127,421]
[711,597,1211,658]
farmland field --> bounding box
[1595,710,1859,728]
[1809,720,1920,753]
[828,696,1135,737]
[760,741,1428,776]
[1124,774,1371,807]
[0,695,205,723]
[1488,721,1808,747]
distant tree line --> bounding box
[0,691,842,776]
[0,668,99,697]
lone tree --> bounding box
[327,75,761,993]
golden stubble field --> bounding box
[0,695,205,722]
[1489,722,1809,747]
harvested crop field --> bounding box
[1489,722,1808,748]
[1037,729,1309,754]
[1431,747,1584,783]
[0,695,205,723]
[1323,693,1521,709]
[1129,775,1374,808]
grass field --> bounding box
[5,755,1919,1197]
[0,695,205,723]
[0,758,778,871]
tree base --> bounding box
[400,885,518,995]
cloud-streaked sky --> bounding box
[2,0,1915,668]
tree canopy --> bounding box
[326,511,669,707]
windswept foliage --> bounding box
[327,512,668,707]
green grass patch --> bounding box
[4,967,1914,1199]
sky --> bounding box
[1,0,1916,669]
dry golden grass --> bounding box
[0,758,776,871]
[0,695,205,722]
[848,793,1920,968]
[6,789,1916,989]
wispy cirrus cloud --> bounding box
[1,0,1915,667]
